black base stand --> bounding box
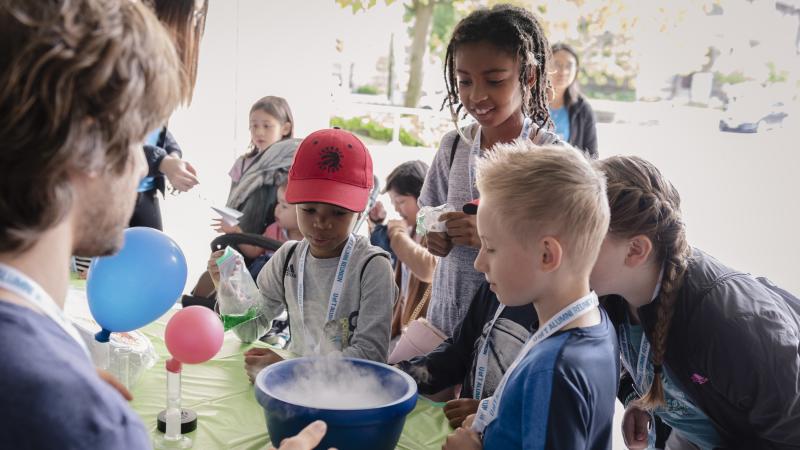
[156,408,198,434]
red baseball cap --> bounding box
[285,128,374,212]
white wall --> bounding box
[160,0,337,286]
[594,105,800,295]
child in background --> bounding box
[444,142,618,450]
[548,42,598,157]
[240,182,303,279]
[592,155,800,449]
[209,129,396,381]
[368,161,436,340]
[263,183,302,242]
[189,96,296,300]
[420,5,587,339]
[214,95,297,235]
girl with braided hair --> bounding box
[591,156,800,449]
[420,4,591,343]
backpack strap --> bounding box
[448,134,461,171]
[282,244,388,301]
[360,253,389,281]
[282,242,300,280]
[283,242,385,282]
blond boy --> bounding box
[444,142,619,450]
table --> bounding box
[129,311,452,449]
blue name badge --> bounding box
[144,129,161,147]
[138,176,156,192]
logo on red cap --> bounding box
[318,147,343,173]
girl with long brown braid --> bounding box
[591,155,800,449]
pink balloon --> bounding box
[165,306,224,365]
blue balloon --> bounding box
[87,227,187,341]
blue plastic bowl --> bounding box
[255,357,418,450]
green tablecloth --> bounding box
[129,311,451,449]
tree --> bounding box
[403,0,437,107]
[337,0,460,108]
[335,0,388,13]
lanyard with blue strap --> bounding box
[471,291,599,434]
[296,234,356,354]
[0,263,91,360]
[467,117,533,199]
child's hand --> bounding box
[211,218,241,234]
[443,398,480,428]
[368,201,386,225]
[244,347,284,383]
[426,231,453,257]
[442,212,480,249]
[96,368,133,401]
[387,219,408,241]
[442,425,482,450]
[621,404,651,449]
[462,413,476,429]
[271,420,336,450]
[207,250,224,285]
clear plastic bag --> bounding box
[65,287,157,390]
[72,318,158,390]
[216,246,267,342]
[416,203,456,236]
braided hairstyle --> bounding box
[596,156,691,409]
[442,4,553,137]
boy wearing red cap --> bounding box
[213,129,397,378]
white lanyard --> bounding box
[618,325,656,448]
[618,272,663,448]
[618,269,663,392]
[618,318,658,448]
[467,117,533,199]
[472,304,506,400]
[0,263,91,360]
[619,322,652,392]
[296,234,356,353]
[472,292,599,433]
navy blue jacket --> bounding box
[142,127,182,195]
[606,248,800,449]
[566,95,598,158]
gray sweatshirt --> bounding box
[234,235,397,362]
[419,123,561,338]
